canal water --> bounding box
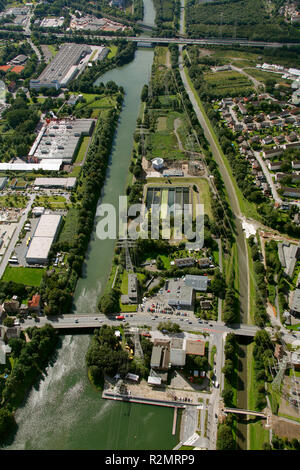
[5,1,181,451]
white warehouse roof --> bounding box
[26,237,54,264]
[34,177,77,188]
[0,160,62,171]
[33,214,62,238]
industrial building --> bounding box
[167,278,194,308]
[0,160,62,172]
[30,43,92,90]
[150,336,205,371]
[29,119,95,164]
[26,214,62,264]
[34,177,77,189]
[184,275,209,291]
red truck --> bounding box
[116,315,125,320]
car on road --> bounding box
[94,317,98,320]
[75,319,79,323]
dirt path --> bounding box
[174,118,184,151]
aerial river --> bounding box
[5,1,180,451]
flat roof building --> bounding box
[290,288,300,316]
[185,339,205,356]
[184,275,209,291]
[30,43,92,90]
[167,278,194,308]
[34,177,77,189]
[29,119,94,164]
[26,214,62,264]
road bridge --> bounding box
[2,29,300,48]
[17,314,260,337]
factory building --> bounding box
[26,214,62,265]
[34,177,77,189]
[30,43,92,90]
[28,119,94,164]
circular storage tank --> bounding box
[152,157,164,170]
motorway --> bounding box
[2,28,300,48]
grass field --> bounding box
[203,70,254,96]
[34,195,68,210]
[107,45,118,59]
[243,68,291,86]
[73,136,90,165]
[0,195,28,208]
[58,208,80,244]
[2,266,45,287]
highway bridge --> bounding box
[2,29,300,48]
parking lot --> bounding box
[137,279,196,324]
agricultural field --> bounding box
[203,70,254,97]
[58,207,80,244]
[2,266,45,287]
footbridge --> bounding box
[223,407,267,418]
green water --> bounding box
[6,335,180,450]
[5,4,181,450]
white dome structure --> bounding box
[152,157,164,170]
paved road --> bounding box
[253,150,283,205]
[2,28,300,48]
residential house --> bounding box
[4,299,19,314]
[262,148,283,159]
[287,132,298,142]
[292,160,300,170]
[267,112,278,120]
[285,116,297,124]
[262,136,273,145]
[282,187,300,198]
[267,161,284,171]
[28,294,41,312]
[274,135,286,144]
[237,102,246,115]
[260,121,271,129]
[198,258,211,268]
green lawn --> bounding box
[58,208,80,244]
[73,136,90,165]
[0,195,28,208]
[2,267,45,287]
[107,45,118,59]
